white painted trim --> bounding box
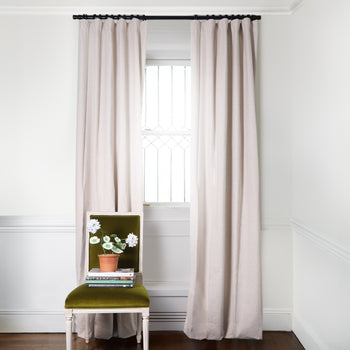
[0,215,74,229]
[291,219,350,264]
[261,217,291,230]
[0,215,291,238]
[150,311,187,321]
[0,215,292,230]
[0,309,64,316]
[145,282,188,296]
[263,308,292,331]
[0,216,75,235]
[71,307,149,315]
[0,2,304,16]
[293,315,328,350]
[0,307,292,332]
[143,206,189,222]
[0,227,75,235]
[144,202,190,207]
[289,0,304,14]
[145,233,189,238]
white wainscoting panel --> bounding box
[292,219,350,350]
[261,219,293,330]
[0,213,293,332]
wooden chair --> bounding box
[64,212,149,350]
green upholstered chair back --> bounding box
[86,212,142,273]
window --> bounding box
[142,61,191,204]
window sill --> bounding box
[143,205,190,222]
[143,202,190,208]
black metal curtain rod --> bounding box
[72,14,261,21]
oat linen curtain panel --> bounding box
[75,18,147,340]
[184,18,262,340]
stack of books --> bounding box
[85,268,135,288]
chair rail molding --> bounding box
[291,218,350,264]
[0,215,74,234]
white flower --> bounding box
[126,233,138,247]
[87,219,101,234]
[90,236,100,244]
[103,236,110,243]
[102,242,114,250]
[114,237,121,243]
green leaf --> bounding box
[102,242,114,250]
[112,247,123,254]
[90,236,100,244]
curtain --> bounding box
[184,18,262,340]
[75,18,147,340]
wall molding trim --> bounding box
[0,215,292,235]
[289,0,304,13]
[0,216,74,235]
[150,312,187,331]
[293,315,327,350]
[0,307,292,333]
[145,282,188,297]
[0,1,304,16]
[261,217,291,231]
[263,308,292,331]
[291,219,350,264]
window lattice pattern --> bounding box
[143,64,191,203]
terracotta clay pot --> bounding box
[98,254,120,272]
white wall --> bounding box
[259,15,294,330]
[0,14,78,216]
[0,10,293,333]
[289,0,350,349]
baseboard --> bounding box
[0,309,187,332]
[0,309,65,333]
[150,312,187,331]
[293,315,329,350]
[263,308,292,331]
[0,307,292,333]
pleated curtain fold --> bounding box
[184,18,262,340]
[75,18,147,340]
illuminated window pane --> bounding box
[143,62,191,203]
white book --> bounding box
[87,268,135,277]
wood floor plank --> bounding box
[0,331,305,350]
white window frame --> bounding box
[142,59,191,207]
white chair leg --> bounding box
[142,310,149,350]
[65,309,73,350]
[136,313,142,343]
[85,314,89,343]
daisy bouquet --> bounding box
[87,218,138,254]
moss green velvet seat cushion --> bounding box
[65,283,149,309]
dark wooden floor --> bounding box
[0,331,304,350]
